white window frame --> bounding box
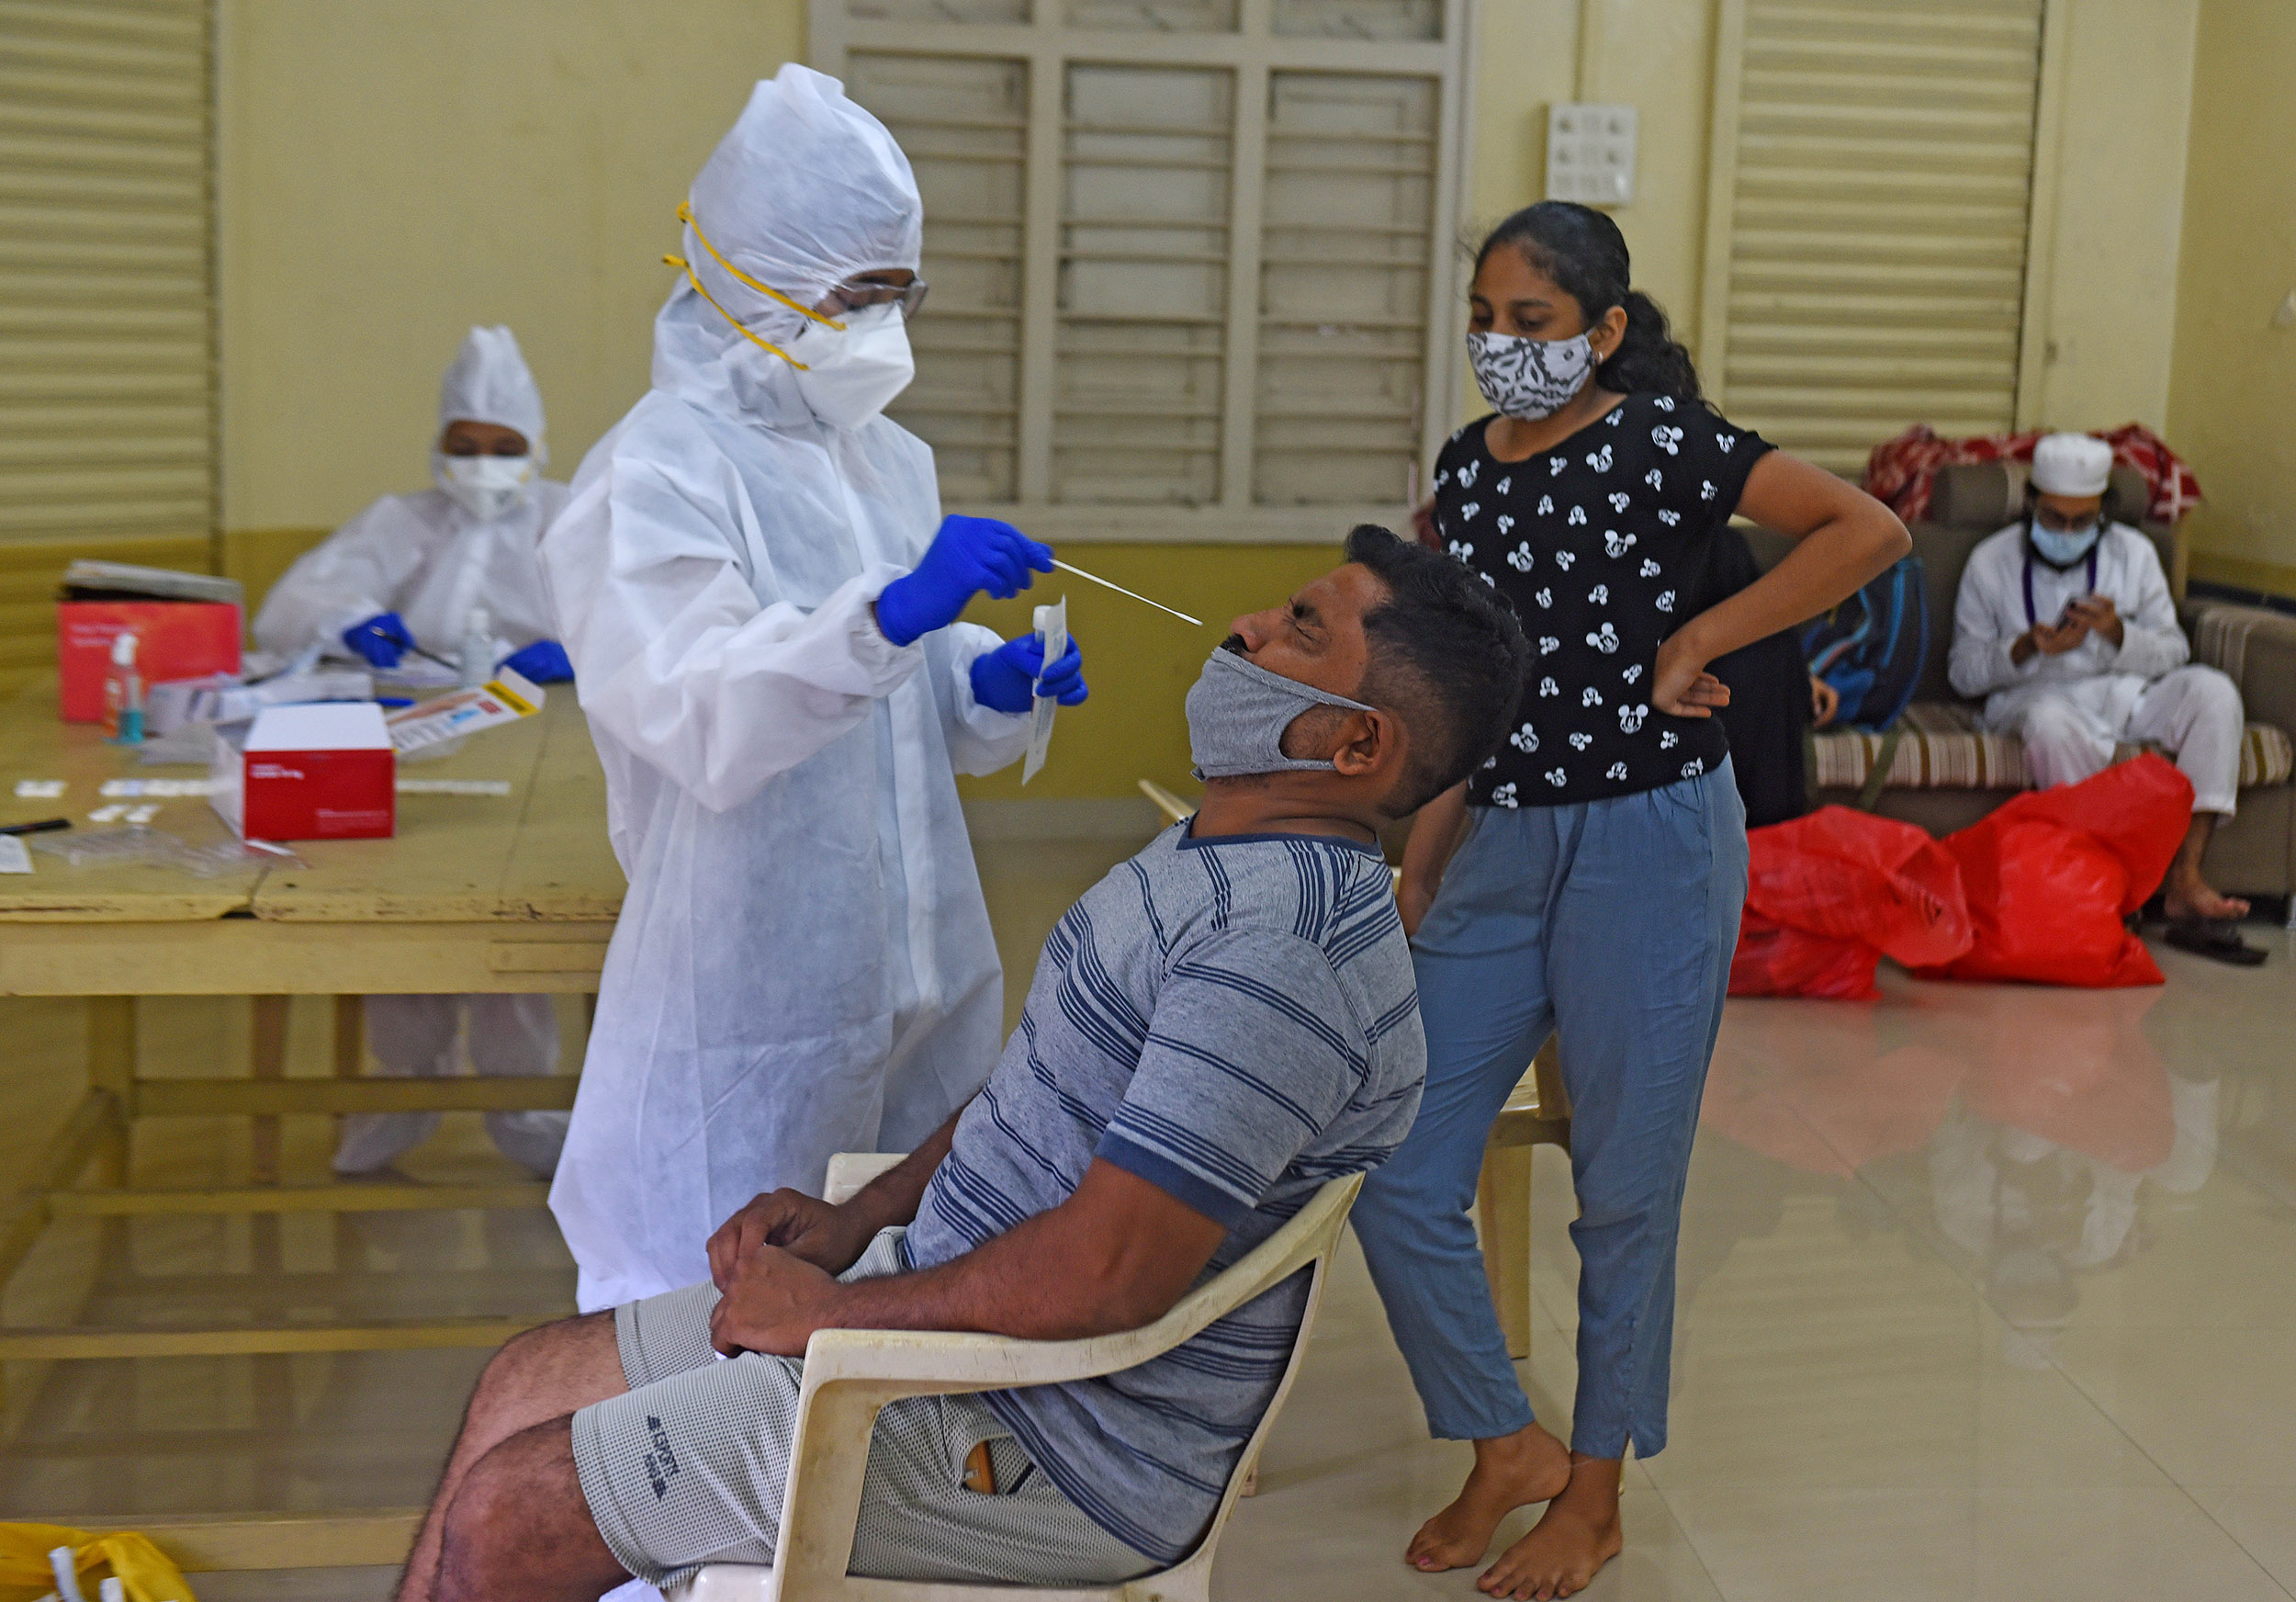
[811,0,1476,544]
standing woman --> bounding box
[1352,201,1908,1600]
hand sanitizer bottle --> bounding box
[458,606,492,689]
[104,630,144,744]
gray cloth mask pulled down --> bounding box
[1186,647,1376,781]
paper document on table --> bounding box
[1023,596,1067,785]
[0,836,30,874]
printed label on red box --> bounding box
[56,601,241,723]
[210,703,396,841]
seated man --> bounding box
[391,526,1531,1602]
[1949,433,2259,960]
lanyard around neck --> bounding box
[2022,543,2099,628]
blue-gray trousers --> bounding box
[1352,762,1748,1456]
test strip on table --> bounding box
[1049,560,1204,627]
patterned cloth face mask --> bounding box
[1467,330,1597,421]
[1186,647,1376,781]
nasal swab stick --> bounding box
[1049,560,1204,627]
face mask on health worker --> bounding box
[434,452,535,521]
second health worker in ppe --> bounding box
[539,64,1086,1312]
[253,324,574,1179]
[254,324,575,686]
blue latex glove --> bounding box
[342,611,413,669]
[875,515,1053,648]
[970,634,1088,716]
[498,638,574,683]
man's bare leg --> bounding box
[434,1416,630,1602]
[1477,1452,1623,1601]
[395,1312,626,1602]
[2162,812,2250,923]
[1406,1421,1572,1571]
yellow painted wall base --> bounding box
[0,536,218,699]
[220,527,332,625]
[211,533,1350,801]
[2189,550,2296,604]
[955,540,1356,802]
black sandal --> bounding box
[2165,919,2268,967]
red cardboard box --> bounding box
[211,703,396,841]
[57,601,242,723]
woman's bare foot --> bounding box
[1478,1453,1624,1600]
[1406,1422,1573,1572]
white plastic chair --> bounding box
[668,1156,1364,1602]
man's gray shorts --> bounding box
[569,1228,1154,1592]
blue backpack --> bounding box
[1802,556,1928,732]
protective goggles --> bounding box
[818,275,929,321]
[665,203,926,370]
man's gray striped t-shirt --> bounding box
[901,821,1426,1564]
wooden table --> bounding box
[0,683,622,1572]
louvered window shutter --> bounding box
[1704,0,2046,475]
[821,1,1469,540]
[0,0,215,548]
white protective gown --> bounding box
[254,324,571,1179]
[253,325,567,663]
[253,483,569,663]
[540,65,1030,1311]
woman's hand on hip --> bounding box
[1652,633,1730,718]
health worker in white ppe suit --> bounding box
[253,324,577,1179]
[538,63,1089,1312]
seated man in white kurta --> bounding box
[1948,433,2255,950]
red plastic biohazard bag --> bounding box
[1920,754,2191,988]
[1729,807,1974,999]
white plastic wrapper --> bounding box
[383,669,545,754]
[1023,596,1066,785]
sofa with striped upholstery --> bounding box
[1750,460,2296,901]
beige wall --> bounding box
[1459,1,2199,445]
[1458,0,1716,421]
[221,0,2214,517]
[212,1,2253,804]
[2167,0,2296,589]
[217,0,807,531]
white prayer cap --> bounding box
[2031,432,2111,497]
[439,325,547,465]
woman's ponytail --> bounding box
[1604,289,1702,402]
[1474,202,1705,404]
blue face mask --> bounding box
[2030,521,2100,569]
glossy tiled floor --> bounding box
[4,835,2292,1600]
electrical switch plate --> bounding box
[1546,103,1637,207]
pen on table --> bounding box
[0,818,71,836]
[405,642,461,671]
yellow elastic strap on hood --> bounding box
[678,201,845,329]
[664,252,809,370]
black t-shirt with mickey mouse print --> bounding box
[1431,392,1773,808]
